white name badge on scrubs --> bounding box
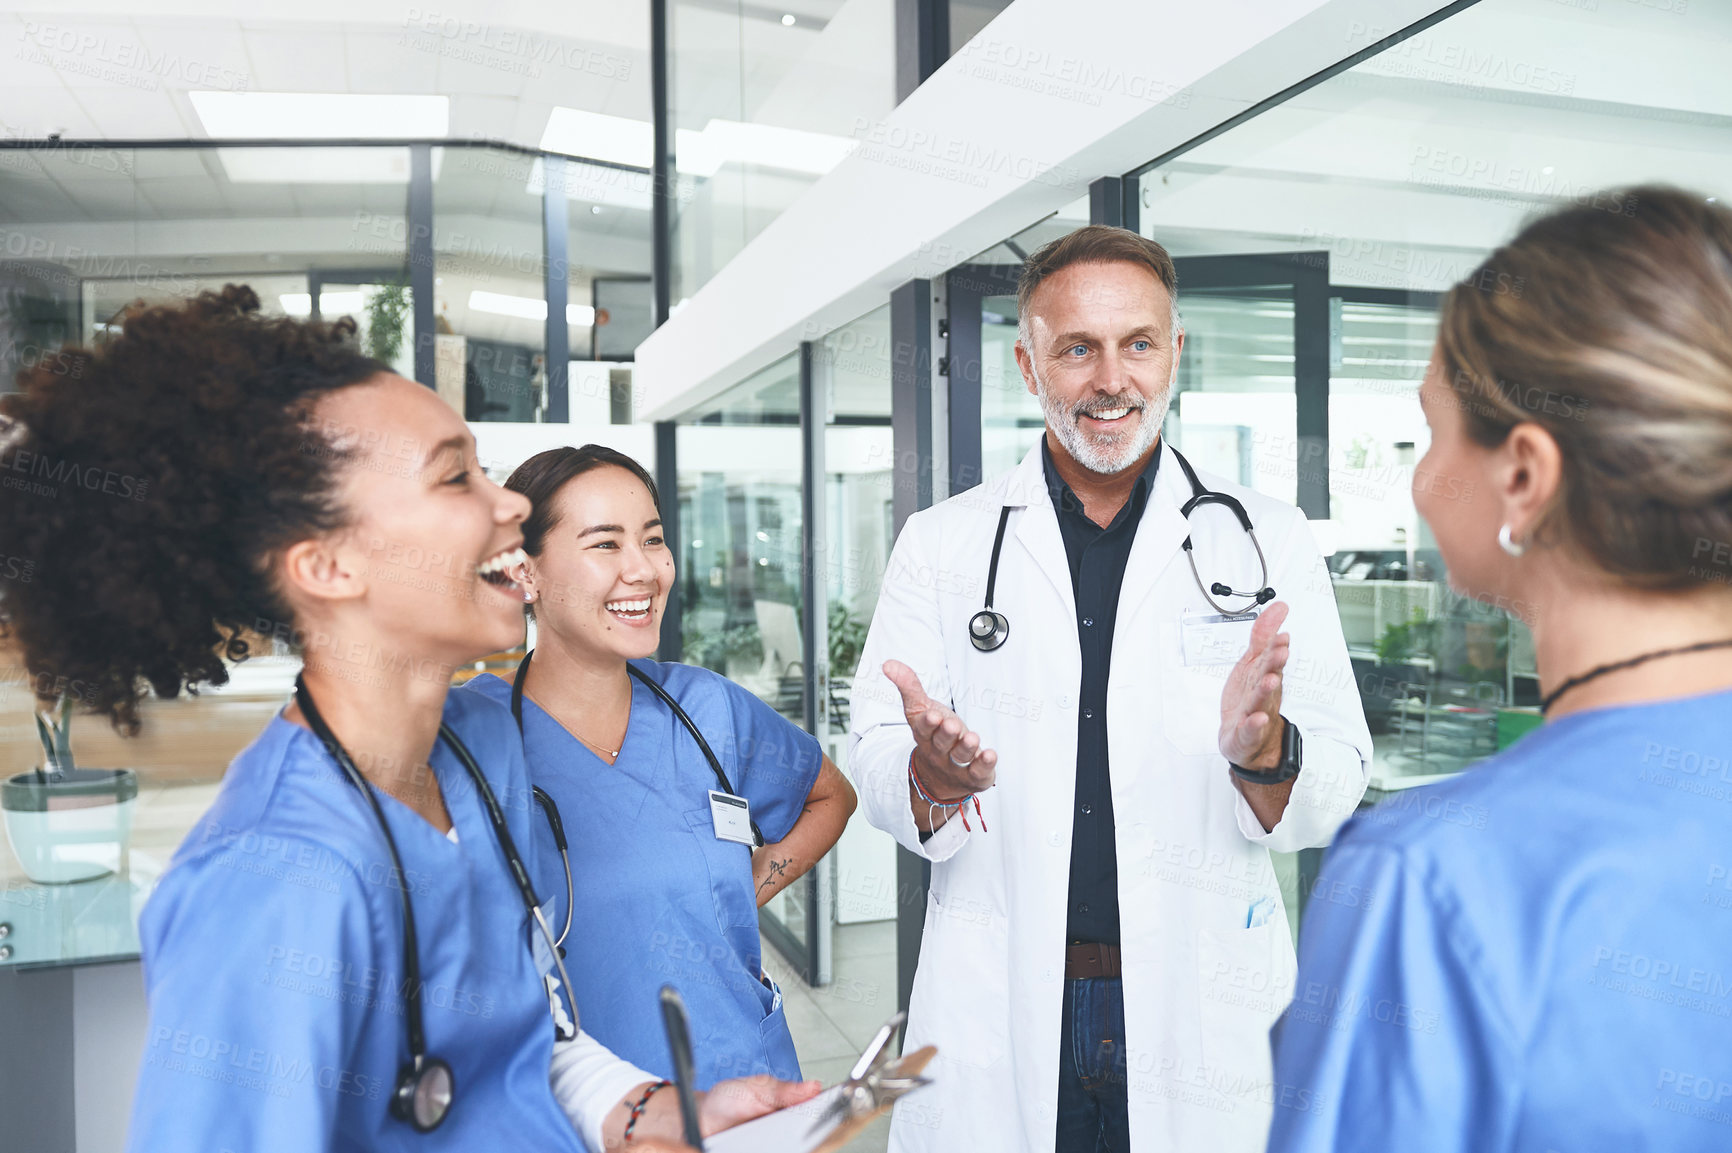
[709,790,756,846]
[1180,609,1258,667]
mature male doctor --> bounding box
[850,226,1372,1152]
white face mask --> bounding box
[1032,359,1172,476]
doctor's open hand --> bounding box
[884,659,998,832]
[1218,602,1295,824]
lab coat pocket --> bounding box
[908,889,1008,1068]
[1195,921,1295,1096]
[1161,625,1231,757]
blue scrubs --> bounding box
[127,690,582,1153]
[462,660,822,1089]
[1269,687,1732,1152]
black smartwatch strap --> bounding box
[1229,716,1302,786]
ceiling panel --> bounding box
[240,26,350,94]
[0,86,102,139]
[126,17,253,95]
[342,27,441,94]
[136,176,232,219]
[65,87,190,139]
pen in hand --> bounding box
[660,985,705,1150]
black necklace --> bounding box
[1540,638,1732,715]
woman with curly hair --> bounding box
[1268,187,1732,1151]
[0,286,815,1152]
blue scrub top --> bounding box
[1269,687,1732,1152]
[127,690,583,1153]
[461,659,822,1089]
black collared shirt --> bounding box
[1042,437,1162,946]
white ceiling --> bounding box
[0,0,877,146]
[1137,0,1732,289]
[0,3,654,144]
[0,0,884,346]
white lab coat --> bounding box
[850,440,1372,1152]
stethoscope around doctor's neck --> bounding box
[292,677,578,1136]
[968,446,1276,652]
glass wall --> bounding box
[812,306,900,926]
[1131,0,1732,789]
[963,196,1090,480]
[677,357,805,714]
[0,139,653,964]
[667,0,897,309]
[675,355,811,962]
[0,145,412,390]
[434,146,547,422]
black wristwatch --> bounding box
[1230,717,1302,786]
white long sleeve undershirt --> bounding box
[546,976,659,1153]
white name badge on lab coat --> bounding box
[1180,609,1258,667]
[709,790,756,846]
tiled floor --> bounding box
[764,920,899,1153]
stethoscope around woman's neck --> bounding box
[968,445,1276,652]
[292,676,578,1135]
[509,649,767,934]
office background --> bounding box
[1,0,1725,1148]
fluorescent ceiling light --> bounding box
[468,290,595,326]
[218,147,444,185]
[190,92,449,140]
[539,108,652,168]
[674,119,855,178]
[537,106,855,179]
[280,292,366,317]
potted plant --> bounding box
[2,696,138,884]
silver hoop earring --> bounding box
[1498,524,1525,558]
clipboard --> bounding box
[705,1013,937,1153]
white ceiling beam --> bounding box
[633,0,1464,421]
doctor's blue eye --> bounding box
[1130,340,1151,352]
[1066,344,1088,357]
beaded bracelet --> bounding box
[908,750,987,832]
[623,1080,672,1144]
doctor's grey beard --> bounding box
[1034,367,1170,476]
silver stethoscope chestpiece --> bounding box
[969,609,1009,652]
[395,1055,454,1133]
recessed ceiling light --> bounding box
[468,290,596,326]
[190,92,449,139]
[539,107,653,167]
[590,205,602,214]
[781,13,796,25]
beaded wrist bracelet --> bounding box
[908,750,987,832]
[623,1080,672,1144]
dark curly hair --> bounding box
[0,285,388,732]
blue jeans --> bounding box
[1055,977,1131,1153]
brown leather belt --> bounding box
[1064,942,1122,980]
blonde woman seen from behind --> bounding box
[1269,186,1732,1152]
